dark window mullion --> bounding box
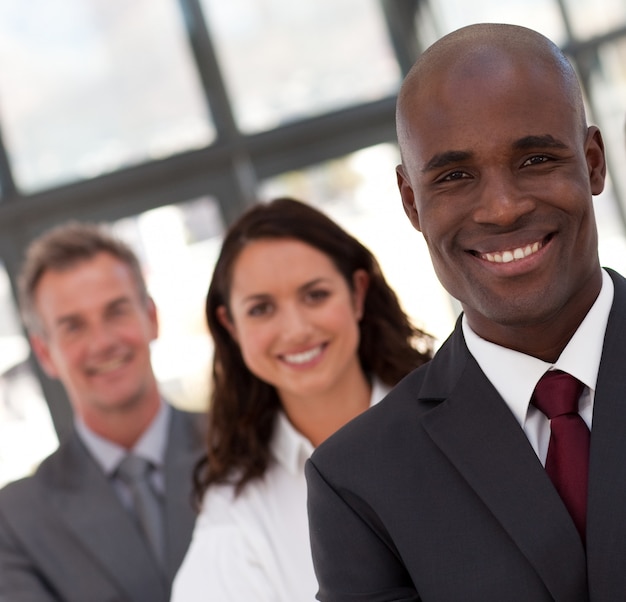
[177,0,258,220]
[0,124,17,200]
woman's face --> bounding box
[218,238,368,405]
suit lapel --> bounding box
[420,327,588,600]
[162,408,204,582]
[45,434,168,602]
[586,269,626,597]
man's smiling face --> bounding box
[396,45,606,350]
[31,251,159,428]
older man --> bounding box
[0,223,204,602]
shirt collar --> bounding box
[271,378,390,475]
[75,399,171,476]
[462,268,613,427]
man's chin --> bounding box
[92,392,145,414]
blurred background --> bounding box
[0,0,625,486]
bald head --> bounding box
[396,23,587,163]
[393,22,606,355]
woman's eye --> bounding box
[305,289,330,303]
[248,302,273,317]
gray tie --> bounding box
[116,454,165,567]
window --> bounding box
[112,196,225,412]
[0,0,214,192]
[201,0,401,132]
[0,262,57,487]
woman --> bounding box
[171,197,432,601]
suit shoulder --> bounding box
[0,470,44,521]
[169,405,206,445]
[311,366,430,467]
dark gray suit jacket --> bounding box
[0,406,205,602]
[306,268,626,601]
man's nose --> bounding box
[472,171,536,226]
[86,322,118,351]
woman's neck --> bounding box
[279,362,372,447]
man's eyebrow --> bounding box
[56,314,81,328]
[513,135,568,150]
[107,297,131,309]
[422,150,473,173]
[420,135,569,173]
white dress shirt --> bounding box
[171,380,390,602]
[462,268,613,465]
[75,399,170,506]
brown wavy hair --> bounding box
[194,197,432,501]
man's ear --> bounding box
[216,305,238,342]
[396,165,422,232]
[30,334,59,379]
[585,126,607,196]
[145,296,159,341]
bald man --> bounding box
[305,23,623,601]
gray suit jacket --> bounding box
[306,268,626,601]
[0,406,205,602]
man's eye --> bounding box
[523,155,550,166]
[441,170,469,181]
[60,322,83,335]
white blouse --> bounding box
[170,380,389,602]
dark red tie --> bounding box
[531,370,589,543]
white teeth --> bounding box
[91,357,125,374]
[283,346,322,365]
[482,241,542,264]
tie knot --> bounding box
[116,454,152,483]
[531,370,584,419]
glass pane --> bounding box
[259,144,456,345]
[561,0,626,39]
[201,0,401,133]
[0,263,57,487]
[585,38,626,275]
[0,0,215,193]
[425,0,566,45]
[112,196,225,412]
